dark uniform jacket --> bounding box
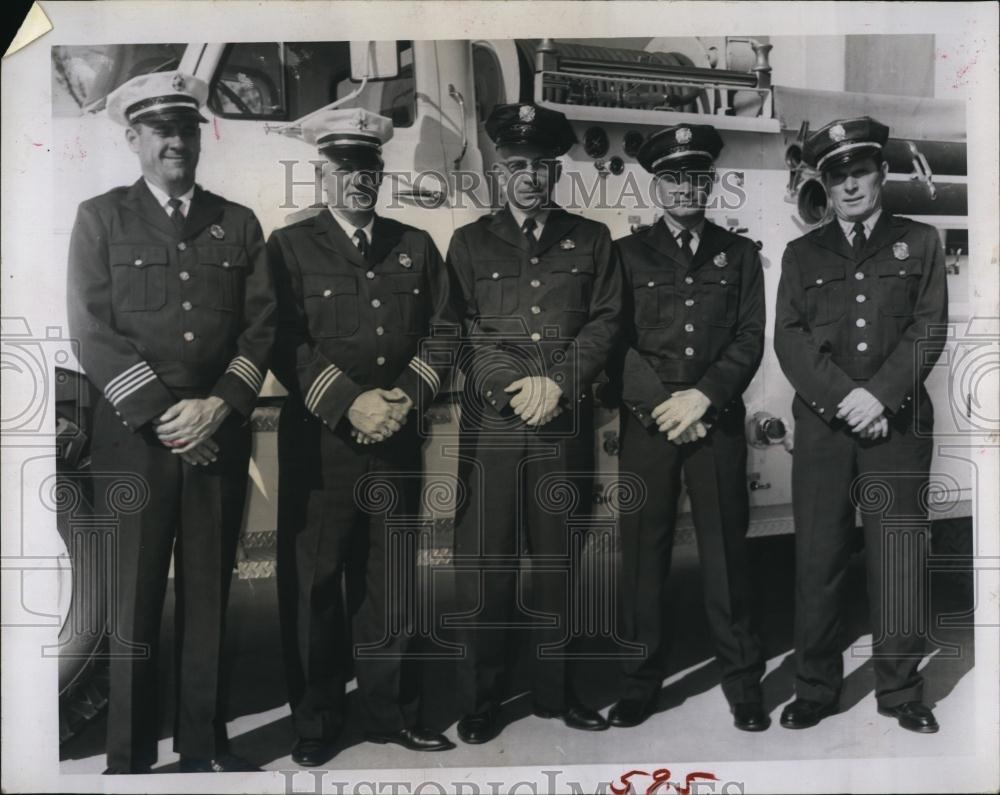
[447,208,622,415]
[67,179,276,429]
[268,210,456,425]
[610,219,765,429]
[774,214,948,420]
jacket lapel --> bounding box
[637,220,687,269]
[810,219,855,261]
[690,220,732,270]
[183,187,225,241]
[534,208,583,258]
[370,215,405,266]
[121,178,176,240]
[486,208,532,253]
[313,209,368,269]
[857,213,907,266]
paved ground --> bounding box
[60,532,975,775]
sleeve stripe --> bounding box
[226,356,264,393]
[106,363,157,404]
[407,356,440,395]
[105,362,151,400]
[110,371,160,405]
[305,365,342,413]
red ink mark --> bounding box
[32,142,43,147]
[612,769,721,795]
[213,117,221,141]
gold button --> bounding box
[177,242,187,251]
[183,331,195,342]
[375,326,384,335]
[530,332,541,342]
[366,271,375,280]
[413,288,420,295]
[684,346,694,356]
[530,257,539,265]
[819,407,825,414]
[899,269,907,276]
[854,272,864,280]
[486,390,493,397]
[371,298,381,308]
[133,258,143,266]
[492,272,500,279]
[815,278,824,285]
[323,289,333,298]
[647,280,655,288]
[531,279,541,288]
[856,295,866,303]
[531,306,541,315]
[376,356,386,365]
[182,301,193,311]
[179,271,190,281]
[720,279,727,286]
[684,323,694,332]
[685,298,695,307]
[222,261,230,269]
[570,267,578,274]
[857,342,868,352]
[856,318,866,327]
[685,276,694,285]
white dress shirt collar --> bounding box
[838,209,882,242]
[144,179,195,217]
[508,206,550,241]
[329,208,375,246]
[661,214,706,254]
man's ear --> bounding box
[879,159,890,185]
[125,126,140,153]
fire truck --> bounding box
[45,36,973,741]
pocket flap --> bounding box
[476,260,521,280]
[386,273,424,294]
[303,273,358,298]
[110,244,169,268]
[197,245,248,269]
[803,266,846,288]
[700,269,741,286]
[875,258,923,278]
[633,271,673,289]
[549,258,594,276]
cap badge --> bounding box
[829,124,847,143]
[893,241,909,260]
[676,127,692,144]
[559,238,576,250]
[172,74,186,92]
[210,224,225,240]
[519,105,536,123]
[713,252,727,268]
[398,253,412,268]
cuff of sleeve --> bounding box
[482,373,516,413]
[550,365,579,407]
[806,381,854,425]
[211,355,266,417]
[103,363,176,431]
[395,355,441,413]
[865,377,909,416]
[694,376,731,411]
[623,399,658,430]
[305,364,365,429]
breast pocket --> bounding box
[198,246,247,312]
[699,269,741,327]
[803,266,847,326]
[475,260,521,315]
[386,272,426,335]
[632,271,675,328]
[302,273,360,338]
[549,258,594,314]
[875,258,923,316]
[109,244,169,312]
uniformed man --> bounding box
[774,116,948,733]
[604,124,769,731]
[448,103,622,743]
[268,109,456,766]
[67,71,275,773]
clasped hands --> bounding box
[505,376,563,427]
[651,388,711,444]
[155,396,231,465]
[348,388,413,444]
[836,387,889,440]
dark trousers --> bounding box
[791,391,933,708]
[91,398,250,770]
[453,410,593,716]
[616,405,765,705]
[277,402,422,739]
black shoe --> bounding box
[103,764,151,775]
[291,737,338,767]
[731,701,770,732]
[779,698,838,729]
[877,701,939,734]
[608,697,655,728]
[457,709,502,745]
[178,753,261,773]
[366,727,455,752]
[533,702,609,731]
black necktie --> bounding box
[353,228,370,260]
[678,228,694,263]
[167,197,186,236]
[521,217,537,249]
[852,221,866,258]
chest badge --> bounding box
[210,224,225,240]
[559,238,576,250]
[892,241,909,260]
[398,252,413,268]
[713,252,727,268]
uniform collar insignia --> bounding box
[210,224,225,240]
[713,251,727,268]
[398,252,412,267]
[892,241,909,260]
[559,238,575,250]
